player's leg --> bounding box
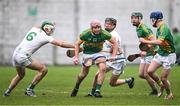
[139,62,146,79]
[70,66,90,97]
[85,70,99,97]
[143,64,158,95]
[85,66,112,97]
[147,60,161,86]
[109,62,134,88]
[94,62,106,97]
[25,59,48,97]
[160,69,173,99]
[4,67,26,96]
[109,75,134,88]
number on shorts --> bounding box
[26,32,37,41]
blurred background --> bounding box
[0,0,180,65]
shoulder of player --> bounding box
[80,28,91,39]
[81,28,91,35]
[101,29,111,36]
[110,30,119,36]
[159,23,169,31]
[139,23,152,31]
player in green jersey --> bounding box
[140,11,176,99]
[131,12,158,95]
[85,18,134,97]
[70,19,118,97]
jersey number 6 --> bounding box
[26,32,37,41]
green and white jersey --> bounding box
[156,22,175,56]
[80,28,112,54]
[14,27,54,55]
[136,23,155,56]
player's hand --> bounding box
[73,57,79,65]
[140,51,147,57]
[109,56,116,62]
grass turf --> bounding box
[0,65,180,105]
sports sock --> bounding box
[125,78,131,83]
[28,83,36,89]
[5,88,11,94]
[95,84,102,92]
[152,88,158,92]
[74,82,81,90]
[166,88,171,95]
[91,88,96,95]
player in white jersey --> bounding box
[3,21,74,97]
[86,18,134,97]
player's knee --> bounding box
[40,65,48,75]
[160,76,167,82]
[18,72,25,79]
[99,68,106,74]
[144,72,149,78]
[147,69,153,76]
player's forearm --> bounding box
[51,39,74,48]
[111,42,118,57]
[140,39,162,45]
[60,42,74,48]
[147,40,162,45]
[74,44,80,58]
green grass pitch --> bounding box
[0,65,180,105]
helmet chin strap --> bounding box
[153,19,158,27]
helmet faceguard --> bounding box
[41,21,54,31]
[104,17,117,32]
[131,12,143,27]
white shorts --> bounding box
[153,53,176,69]
[12,52,32,67]
[140,56,153,64]
[81,52,105,66]
[106,54,126,75]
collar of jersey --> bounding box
[137,22,143,28]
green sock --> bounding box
[91,88,96,95]
[95,84,102,92]
[166,88,171,95]
[28,83,36,89]
[75,82,80,90]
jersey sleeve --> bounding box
[80,28,91,41]
[142,26,153,38]
[44,35,54,43]
[102,30,112,40]
[137,24,153,39]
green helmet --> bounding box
[105,18,117,26]
[131,12,143,19]
[41,20,54,30]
